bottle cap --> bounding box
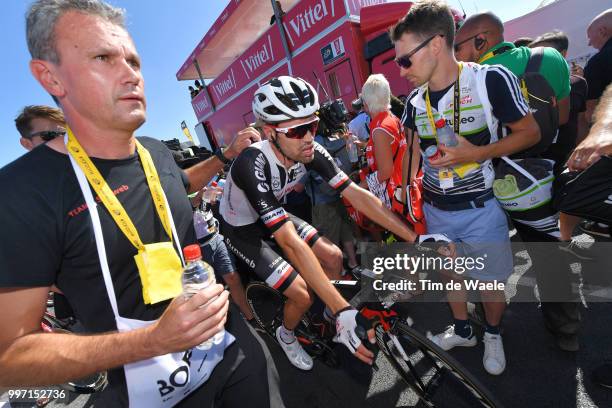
[211,181,218,187]
[183,244,202,261]
[435,118,446,129]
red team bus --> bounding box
[176,0,418,150]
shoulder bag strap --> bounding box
[525,47,544,73]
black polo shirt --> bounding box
[584,38,612,100]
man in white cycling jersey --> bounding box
[219,76,452,370]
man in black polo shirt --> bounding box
[563,84,612,390]
[581,8,612,239]
[0,1,282,407]
[584,8,612,122]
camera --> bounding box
[317,99,348,137]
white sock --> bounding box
[279,324,295,344]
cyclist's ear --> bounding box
[261,125,275,141]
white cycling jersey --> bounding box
[220,140,351,232]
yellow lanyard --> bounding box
[66,128,173,251]
[478,44,514,64]
[424,63,463,142]
[478,51,495,64]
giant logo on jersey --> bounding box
[254,153,271,193]
[261,207,288,228]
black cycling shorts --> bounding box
[221,213,320,293]
[553,156,612,225]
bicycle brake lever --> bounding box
[355,325,378,371]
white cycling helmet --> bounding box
[252,76,319,123]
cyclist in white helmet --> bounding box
[219,76,452,370]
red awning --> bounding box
[176,0,300,81]
[359,1,411,39]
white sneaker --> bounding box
[483,332,506,375]
[429,325,477,351]
[275,326,313,371]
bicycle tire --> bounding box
[246,282,284,337]
[246,281,341,367]
[376,321,503,408]
[61,371,108,394]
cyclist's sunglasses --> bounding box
[395,34,442,69]
[274,117,319,139]
[29,129,66,141]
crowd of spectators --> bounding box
[3,0,612,405]
[189,79,205,99]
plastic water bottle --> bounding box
[216,178,226,190]
[346,133,359,163]
[193,209,209,240]
[182,244,225,349]
[202,182,219,208]
[435,119,458,147]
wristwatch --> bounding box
[214,147,231,165]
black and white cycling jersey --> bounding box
[220,140,352,232]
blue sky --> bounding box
[1,0,538,168]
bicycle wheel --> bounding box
[246,282,284,337]
[61,371,108,394]
[376,320,502,408]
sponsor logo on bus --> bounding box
[286,0,333,40]
[212,68,236,100]
[240,35,275,79]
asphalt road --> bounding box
[3,233,611,408]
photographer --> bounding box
[304,100,360,272]
[348,97,370,150]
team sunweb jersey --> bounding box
[402,62,529,202]
[220,140,352,232]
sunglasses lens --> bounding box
[41,132,56,141]
[286,121,319,139]
[284,121,318,139]
[395,55,412,69]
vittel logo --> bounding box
[241,35,274,78]
[287,0,332,40]
[213,68,236,100]
[194,96,209,113]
